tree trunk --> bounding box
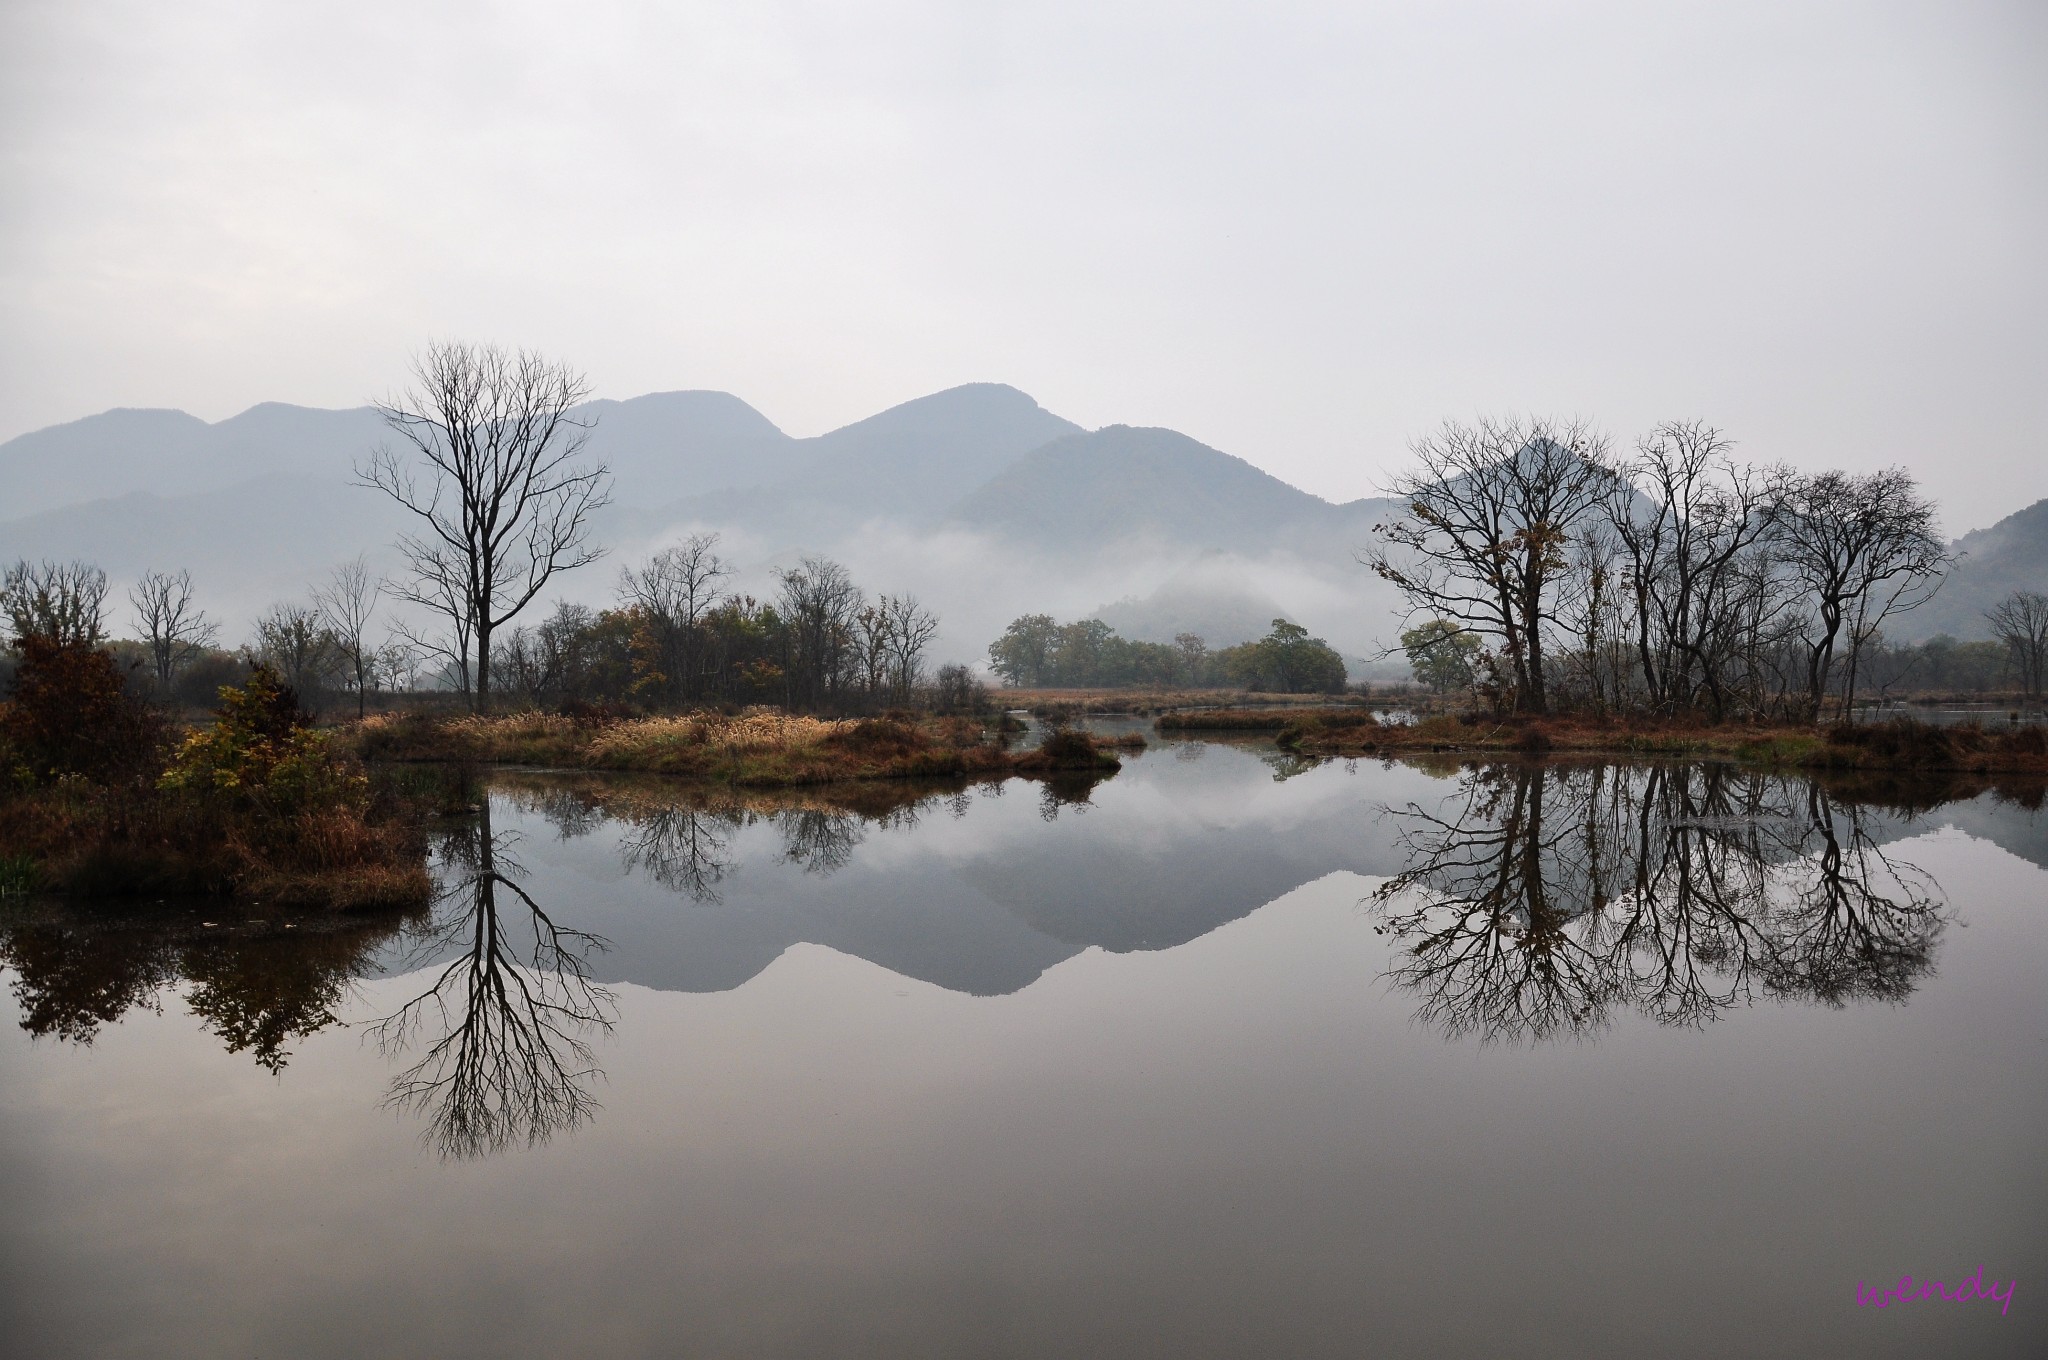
[475,623,493,715]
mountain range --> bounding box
[0,383,1407,665]
[0,382,2037,660]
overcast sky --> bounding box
[2,0,2042,532]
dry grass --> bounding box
[1158,706,1364,731]
[1273,710,2048,774]
[0,783,432,911]
[347,708,1123,786]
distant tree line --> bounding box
[496,544,958,714]
[986,614,1348,693]
[1366,416,2045,719]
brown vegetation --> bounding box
[1270,709,2048,775]
[1,656,431,909]
[346,707,1123,784]
[1157,705,1369,731]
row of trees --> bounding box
[3,540,952,719]
[2,556,409,715]
[1367,417,2041,718]
[495,548,949,712]
[986,615,1348,693]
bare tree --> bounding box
[618,533,728,705]
[376,636,425,694]
[1366,416,1615,713]
[775,557,862,710]
[1604,423,1791,719]
[361,341,611,712]
[128,568,219,690]
[853,603,893,699]
[882,593,940,702]
[1778,469,1949,719]
[314,557,382,718]
[2,559,109,647]
[249,603,341,699]
[1985,590,2048,703]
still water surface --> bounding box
[2,740,2043,1357]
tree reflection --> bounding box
[777,808,865,872]
[619,805,740,902]
[1373,763,1947,1043]
[0,910,396,1070]
[369,803,617,1158]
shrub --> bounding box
[160,666,364,812]
[0,637,165,785]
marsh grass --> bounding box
[1275,710,2048,775]
[348,708,1123,785]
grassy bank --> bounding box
[348,710,1124,785]
[1270,710,2048,774]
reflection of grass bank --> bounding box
[1274,711,2048,775]
[350,711,1122,785]
[0,895,420,1068]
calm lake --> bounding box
[2,738,2042,1358]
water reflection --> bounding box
[0,906,403,1070]
[1371,763,1948,1042]
[3,752,2034,1160]
[369,802,617,1158]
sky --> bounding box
[2,0,2043,534]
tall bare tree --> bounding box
[1366,416,1615,713]
[1985,590,2048,703]
[2,559,108,647]
[1778,469,1949,719]
[361,342,611,712]
[315,557,382,718]
[775,557,861,710]
[128,568,219,690]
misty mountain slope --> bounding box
[1893,497,2048,641]
[947,424,1395,554]
[636,383,1085,530]
[0,476,410,612]
[0,404,386,519]
[611,383,1083,544]
[566,389,802,504]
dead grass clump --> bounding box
[1016,730,1122,773]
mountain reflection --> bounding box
[1371,763,1948,1043]
[369,802,617,1159]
